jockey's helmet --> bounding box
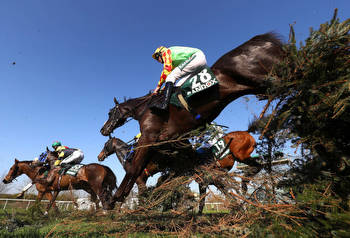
[152,46,167,61]
[52,141,62,148]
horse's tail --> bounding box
[97,165,117,210]
[83,163,117,197]
[102,165,117,194]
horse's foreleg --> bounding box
[135,175,147,195]
[45,191,59,215]
[241,157,263,194]
[111,146,149,206]
[198,183,207,215]
[43,192,58,214]
[37,191,44,201]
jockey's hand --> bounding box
[152,87,160,95]
[54,160,61,166]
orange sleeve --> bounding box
[155,49,172,89]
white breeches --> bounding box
[61,150,84,165]
[166,50,207,87]
[22,182,33,192]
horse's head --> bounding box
[98,136,116,161]
[45,147,59,166]
[3,159,25,184]
[100,98,128,136]
[98,136,130,165]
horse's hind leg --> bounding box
[86,188,100,210]
[241,157,263,194]
[198,183,207,215]
[44,192,59,213]
[100,179,117,210]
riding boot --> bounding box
[151,82,174,111]
[60,163,70,175]
[161,82,173,110]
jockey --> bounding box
[33,151,49,165]
[206,125,225,147]
[51,141,84,168]
[194,124,225,157]
[124,132,141,162]
[16,151,48,199]
[41,141,84,186]
[151,46,207,111]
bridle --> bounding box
[6,165,19,183]
[109,104,128,128]
[103,137,115,156]
[109,96,151,130]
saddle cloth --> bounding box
[170,66,219,110]
[65,164,84,176]
[210,138,230,160]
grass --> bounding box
[0,205,241,237]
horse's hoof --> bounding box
[44,211,48,216]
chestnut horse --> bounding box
[98,131,261,213]
[101,33,284,205]
[3,156,116,213]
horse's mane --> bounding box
[114,137,129,148]
[18,160,32,164]
[123,92,152,105]
[120,92,155,118]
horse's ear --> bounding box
[15,158,19,163]
[46,146,50,152]
[114,97,119,105]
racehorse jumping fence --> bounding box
[0,198,74,211]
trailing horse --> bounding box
[3,155,117,213]
[98,131,262,212]
[100,33,284,205]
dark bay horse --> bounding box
[3,155,117,213]
[98,131,261,212]
[101,33,284,204]
[97,137,154,194]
